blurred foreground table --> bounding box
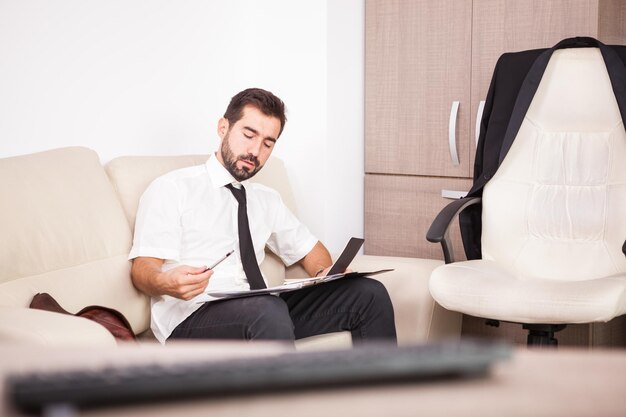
[2,341,625,417]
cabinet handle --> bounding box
[441,189,468,200]
[448,101,460,166]
[475,100,485,147]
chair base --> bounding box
[485,320,567,347]
[522,324,567,347]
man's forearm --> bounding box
[130,257,166,297]
[300,241,333,277]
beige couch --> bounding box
[0,147,460,348]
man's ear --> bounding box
[217,118,229,139]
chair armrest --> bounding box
[0,306,117,347]
[426,196,481,264]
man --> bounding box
[129,88,396,345]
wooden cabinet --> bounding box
[365,0,472,178]
[365,175,472,260]
[365,0,626,260]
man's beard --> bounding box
[220,133,261,181]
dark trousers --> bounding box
[169,277,397,345]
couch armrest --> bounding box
[285,254,462,345]
[284,262,309,279]
[0,306,117,347]
[350,255,462,344]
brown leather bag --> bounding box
[29,292,136,341]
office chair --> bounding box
[427,37,626,346]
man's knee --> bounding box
[245,296,295,341]
[346,277,396,342]
[348,277,393,305]
[345,278,396,324]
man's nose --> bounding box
[247,139,263,157]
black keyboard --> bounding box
[6,340,511,414]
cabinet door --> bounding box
[469,0,600,172]
[365,0,472,178]
[364,174,473,261]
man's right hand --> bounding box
[130,257,213,301]
[155,265,213,300]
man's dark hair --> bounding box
[224,88,287,137]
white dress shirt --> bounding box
[129,154,318,343]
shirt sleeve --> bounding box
[265,192,318,267]
[128,177,183,261]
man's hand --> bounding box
[316,265,352,277]
[155,265,213,300]
[131,257,213,301]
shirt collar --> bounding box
[206,153,250,189]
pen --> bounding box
[204,250,234,272]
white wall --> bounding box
[326,0,365,254]
[0,0,364,253]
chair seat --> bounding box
[430,260,626,324]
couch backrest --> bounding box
[105,154,298,287]
[0,147,150,332]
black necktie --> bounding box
[225,183,267,289]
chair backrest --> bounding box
[482,47,626,280]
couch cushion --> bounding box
[0,147,149,333]
[0,306,117,347]
[105,154,297,287]
[105,154,298,230]
[105,154,210,230]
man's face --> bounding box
[216,105,281,182]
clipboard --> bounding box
[326,237,364,275]
[204,237,393,300]
[204,269,393,300]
